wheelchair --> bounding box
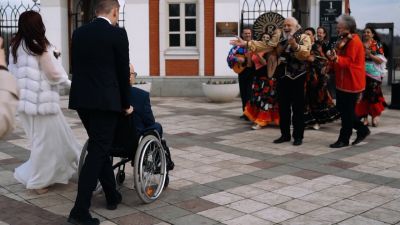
[78,114,172,203]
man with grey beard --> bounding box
[229,17,310,145]
[273,17,311,146]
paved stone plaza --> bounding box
[1,95,400,225]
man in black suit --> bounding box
[68,1,133,224]
[128,65,162,136]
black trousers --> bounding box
[71,109,119,217]
[277,76,306,140]
[238,67,254,112]
[335,89,368,143]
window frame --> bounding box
[166,0,199,55]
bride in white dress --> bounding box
[8,11,80,194]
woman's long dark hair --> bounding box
[364,26,382,43]
[316,26,329,42]
[11,10,50,63]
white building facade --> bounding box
[30,0,347,77]
[1,0,349,95]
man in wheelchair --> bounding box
[129,64,174,172]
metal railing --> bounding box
[0,1,40,63]
[241,0,293,30]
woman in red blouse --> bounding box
[355,27,387,127]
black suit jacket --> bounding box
[69,18,130,112]
[129,87,156,134]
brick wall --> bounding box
[166,60,199,76]
[204,0,215,76]
[149,0,160,76]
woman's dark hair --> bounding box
[11,10,50,63]
[317,26,329,41]
[364,26,381,43]
[305,27,316,36]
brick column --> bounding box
[149,0,160,76]
[204,0,215,76]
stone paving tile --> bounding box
[337,216,390,225]
[113,211,161,225]
[249,179,289,191]
[223,214,273,225]
[203,179,243,191]
[327,160,359,169]
[201,191,244,205]
[273,185,315,198]
[168,179,194,190]
[291,170,326,180]
[225,185,265,198]
[277,199,321,214]
[294,179,333,192]
[343,180,379,191]
[225,174,263,185]
[179,184,219,198]
[226,199,269,213]
[251,192,292,205]
[252,206,299,223]
[349,192,395,207]
[174,198,220,213]
[381,199,400,212]
[169,214,218,225]
[0,171,19,186]
[367,185,400,198]
[312,175,351,185]
[157,189,197,204]
[299,192,344,206]
[43,202,75,217]
[281,215,332,225]
[318,184,363,198]
[330,199,376,215]
[145,205,191,222]
[0,195,67,225]
[361,207,400,224]
[248,169,283,179]
[28,194,72,208]
[305,207,353,223]
[248,160,281,169]
[198,206,245,222]
[92,203,139,220]
[271,175,309,185]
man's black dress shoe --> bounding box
[240,115,249,121]
[107,191,122,210]
[329,141,349,148]
[68,215,99,225]
[273,136,291,144]
[293,139,303,146]
[352,129,371,145]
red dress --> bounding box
[355,40,387,118]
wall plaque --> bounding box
[320,0,342,41]
[216,22,238,37]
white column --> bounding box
[125,0,150,76]
[214,0,240,76]
[40,0,69,72]
[310,0,319,28]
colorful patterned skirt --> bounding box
[304,68,340,126]
[244,66,279,127]
[355,76,386,118]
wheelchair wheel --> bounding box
[78,140,103,195]
[134,134,167,203]
[116,170,125,186]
